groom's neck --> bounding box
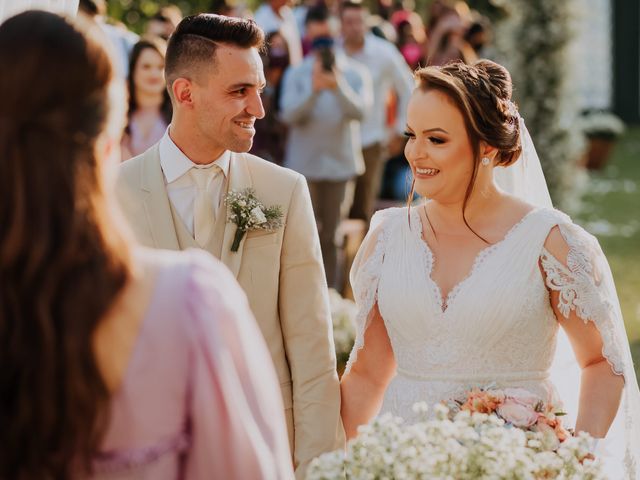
[168,122,225,166]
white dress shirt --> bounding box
[339,34,414,147]
[159,129,230,236]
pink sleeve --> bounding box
[182,251,294,480]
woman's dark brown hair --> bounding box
[409,59,522,241]
[0,11,131,479]
[126,36,172,133]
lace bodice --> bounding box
[381,208,559,378]
[364,208,562,419]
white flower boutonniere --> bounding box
[225,188,284,252]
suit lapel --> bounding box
[220,152,253,278]
[140,147,180,250]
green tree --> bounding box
[107,0,220,33]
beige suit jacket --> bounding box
[116,146,345,477]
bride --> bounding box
[340,59,640,478]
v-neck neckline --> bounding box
[411,207,540,314]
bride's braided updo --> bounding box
[414,59,521,167]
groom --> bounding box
[116,14,344,477]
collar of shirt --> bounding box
[159,128,230,184]
[339,33,382,60]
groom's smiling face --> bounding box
[191,44,266,154]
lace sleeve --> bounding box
[343,209,392,374]
[540,221,640,478]
[540,224,624,375]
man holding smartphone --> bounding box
[280,5,372,289]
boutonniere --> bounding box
[225,188,284,252]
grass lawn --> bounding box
[571,126,640,381]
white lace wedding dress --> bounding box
[346,205,640,479]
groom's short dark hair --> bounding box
[165,14,265,97]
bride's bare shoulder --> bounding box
[498,194,539,218]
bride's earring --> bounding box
[481,157,491,166]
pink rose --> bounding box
[497,399,539,428]
[503,388,542,408]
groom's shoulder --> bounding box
[118,155,141,186]
[238,152,303,188]
[118,146,158,188]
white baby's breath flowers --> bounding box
[327,289,357,368]
[307,403,605,480]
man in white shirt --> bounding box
[116,14,344,479]
[340,1,414,224]
[254,0,303,65]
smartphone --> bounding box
[319,47,335,72]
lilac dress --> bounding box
[90,248,294,479]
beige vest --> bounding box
[169,200,227,259]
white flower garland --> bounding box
[491,0,585,208]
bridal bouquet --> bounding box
[307,400,604,479]
[444,386,572,449]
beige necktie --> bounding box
[191,166,219,246]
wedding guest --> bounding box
[389,0,426,51]
[251,30,290,165]
[0,11,293,479]
[464,15,492,58]
[115,14,344,478]
[425,5,477,66]
[366,0,398,44]
[121,37,172,161]
[78,0,139,78]
[281,5,372,289]
[254,0,303,65]
[339,1,414,225]
[145,5,183,41]
[396,19,426,70]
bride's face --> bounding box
[404,89,476,202]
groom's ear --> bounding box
[172,78,194,108]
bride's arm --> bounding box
[542,226,624,438]
[340,302,396,440]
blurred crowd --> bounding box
[99,0,493,288]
